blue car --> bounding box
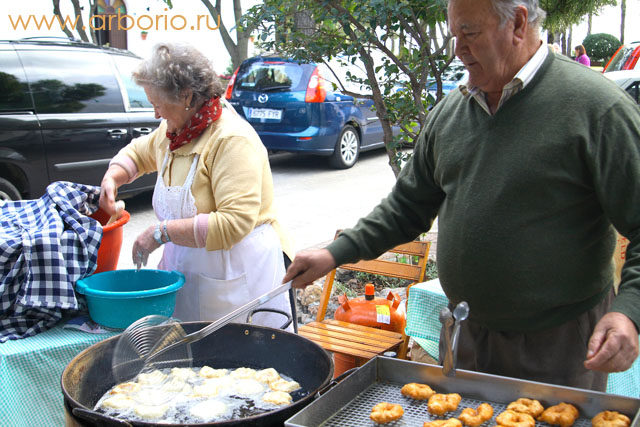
[225,56,386,168]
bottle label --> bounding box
[376,305,391,324]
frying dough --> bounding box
[255,368,281,384]
[170,367,196,381]
[134,404,169,419]
[269,378,301,393]
[234,379,264,396]
[199,366,228,378]
[137,370,166,385]
[101,394,135,410]
[190,400,228,420]
[230,367,256,379]
[263,391,292,405]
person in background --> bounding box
[284,0,640,391]
[550,42,561,54]
[575,44,591,66]
[99,42,293,329]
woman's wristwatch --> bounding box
[153,220,172,245]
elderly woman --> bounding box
[99,42,293,328]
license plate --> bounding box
[249,108,282,120]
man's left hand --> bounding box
[584,312,639,372]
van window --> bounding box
[626,81,640,104]
[236,61,306,91]
[18,50,124,113]
[0,50,32,112]
[606,45,638,72]
[112,54,152,109]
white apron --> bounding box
[153,151,292,330]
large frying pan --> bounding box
[62,322,334,426]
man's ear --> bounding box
[513,5,528,43]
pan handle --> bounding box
[314,367,358,397]
[246,307,292,330]
[72,407,133,427]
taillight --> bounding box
[225,67,239,100]
[305,67,327,103]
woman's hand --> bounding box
[99,164,130,216]
[132,224,163,268]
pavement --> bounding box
[114,151,438,270]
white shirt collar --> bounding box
[458,42,548,115]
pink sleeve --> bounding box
[109,155,139,184]
[193,213,209,248]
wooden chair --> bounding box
[298,231,431,372]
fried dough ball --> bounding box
[170,367,196,381]
[263,390,293,405]
[496,409,536,427]
[428,393,462,416]
[401,382,436,400]
[424,418,463,427]
[459,403,494,427]
[370,402,404,424]
[507,398,544,418]
[137,370,166,385]
[199,366,228,378]
[592,411,631,427]
[109,381,140,395]
[190,400,228,420]
[255,368,281,384]
[269,378,301,393]
[230,367,257,379]
[101,394,135,410]
[134,404,169,419]
[537,403,579,427]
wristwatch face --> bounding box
[154,227,163,244]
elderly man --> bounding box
[284,0,640,391]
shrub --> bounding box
[583,33,622,63]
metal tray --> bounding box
[286,356,640,427]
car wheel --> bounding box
[0,177,20,201]
[329,125,360,169]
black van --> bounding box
[0,37,160,201]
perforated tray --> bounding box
[286,357,640,427]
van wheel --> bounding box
[329,125,359,169]
[0,177,20,201]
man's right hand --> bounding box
[283,248,337,289]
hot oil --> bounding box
[94,366,304,424]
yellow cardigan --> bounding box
[120,107,292,259]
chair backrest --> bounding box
[316,232,431,322]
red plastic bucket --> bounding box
[89,208,130,273]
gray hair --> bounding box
[492,0,546,28]
[133,42,224,105]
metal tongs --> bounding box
[439,301,469,377]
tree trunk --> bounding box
[587,13,592,36]
[621,0,626,44]
[294,9,314,37]
[52,0,75,40]
[69,0,90,42]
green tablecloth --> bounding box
[405,279,640,398]
[0,319,117,427]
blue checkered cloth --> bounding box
[0,181,102,342]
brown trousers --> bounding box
[439,291,613,391]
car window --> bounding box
[626,81,640,104]
[236,61,306,91]
[0,50,33,112]
[112,54,152,110]
[606,45,638,72]
[18,50,124,113]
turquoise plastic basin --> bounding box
[75,269,185,329]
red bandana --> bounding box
[167,96,222,151]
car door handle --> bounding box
[133,127,153,136]
[107,128,128,140]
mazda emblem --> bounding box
[258,94,269,103]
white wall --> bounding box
[1,0,260,74]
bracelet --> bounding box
[162,220,172,243]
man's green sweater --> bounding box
[328,51,640,332]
